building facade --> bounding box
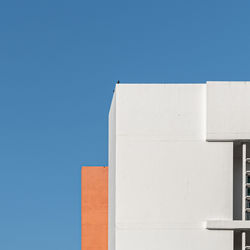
[109,82,250,250]
[81,167,108,250]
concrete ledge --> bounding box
[206,220,250,231]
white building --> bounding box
[108,82,250,250]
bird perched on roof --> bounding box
[113,80,120,93]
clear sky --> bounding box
[0,0,250,249]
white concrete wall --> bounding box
[108,93,116,250]
[207,81,250,141]
[109,84,234,250]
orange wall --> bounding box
[81,167,108,250]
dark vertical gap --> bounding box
[234,231,242,250]
[233,142,242,220]
[233,142,242,250]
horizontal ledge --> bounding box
[206,220,250,231]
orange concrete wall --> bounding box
[81,166,108,250]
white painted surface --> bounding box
[109,84,234,250]
[206,220,250,230]
[207,81,250,141]
[108,93,116,250]
[117,84,206,141]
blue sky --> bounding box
[0,0,250,249]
